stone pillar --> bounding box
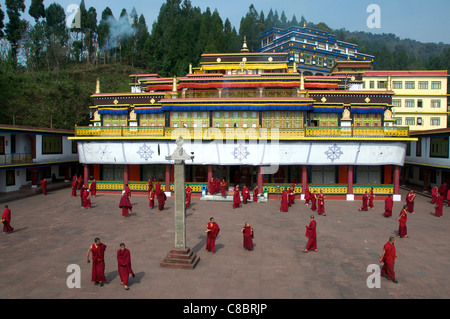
[347,165,354,201]
[393,165,401,201]
[84,164,90,188]
[301,165,308,200]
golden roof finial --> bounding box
[241,35,249,52]
[95,78,100,94]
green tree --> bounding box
[4,0,28,65]
[0,5,5,38]
[28,0,45,23]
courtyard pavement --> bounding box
[0,187,449,301]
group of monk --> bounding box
[147,178,168,213]
[71,175,96,210]
[205,217,255,253]
[431,184,449,217]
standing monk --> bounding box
[90,179,97,197]
[384,194,393,218]
[185,184,192,208]
[405,190,416,214]
[1,205,14,234]
[158,192,167,211]
[80,184,86,208]
[310,191,317,212]
[71,178,78,197]
[86,238,107,286]
[360,192,369,212]
[40,178,47,195]
[304,185,311,206]
[233,185,241,209]
[447,189,450,207]
[304,215,317,252]
[77,175,83,190]
[117,243,135,290]
[434,192,444,217]
[431,186,438,204]
[252,186,259,203]
[288,184,296,206]
[396,205,408,238]
[124,184,131,198]
[82,190,91,210]
[242,185,250,204]
[317,190,326,216]
[368,188,375,209]
[279,189,289,212]
[148,187,155,209]
[380,236,398,284]
[241,222,254,251]
[220,178,227,197]
[119,190,133,218]
[206,217,220,253]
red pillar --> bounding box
[123,164,129,186]
[257,166,263,194]
[165,164,171,192]
[301,165,308,195]
[207,165,213,182]
[83,164,89,188]
[393,165,400,195]
[347,165,353,195]
[423,168,429,192]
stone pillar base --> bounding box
[160,247,200,270]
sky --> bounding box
[1,0,450,44]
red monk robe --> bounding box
[368,189,375,209]
[397,208,408,238]
[89,180,97,197]
[242,224,254,250]
[304,186,311,206]
[155,181,161,197]
[253,186,259,202]
[242,186,250,204]
[384,195,393,217]
[288,185,296,206]
[148,188,155,209]
[220,179,227,197]
[119,193,133,217]
[40,179,47,195]
[213,178,221,195]
[87,241,107,285]
[77,176,83,190]
[280,190,289,212]
[148,179,153,193]
[310,192,317,211]
[185,185,192,207]
[233,186,241,208]
[1,206,14,233]
[447,189,450,207]
[380,238,397,283]
[158,192,167,211]
[82,190,91,209]
[360,193,369,211]
[435,196,444,217]
[206,219,220,253]
[208,178,215,195]
[117,245,135,290]
[304,217,317,252]
[405,191,416,213]
[431,186,438,203]
[124,185,131,198]
[71,179,77,197]
[317,192,326,216]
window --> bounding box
[6,170,15,186]
[431,81,442,89]
[430,117,441,126]
[294,53,300,63]
[377,81,387,89]
[392,81,402,89]
[42,135,62,154]
[430,137,449,158]
[394,117,402,125]
[392,99,402,107]
[304,54,312,65]
[369,81,375,89]
[417,99,423,108]
[405,81,415,89]
[405,99,415,108]
[431,100,441,108]
[405,117,415,125]
[418,81,428,89]
[316,56,324,67]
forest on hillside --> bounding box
[1,0,449,129]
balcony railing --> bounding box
[0,153,33,166]
[74,125,410,139]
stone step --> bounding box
[160,247,200,270]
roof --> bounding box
[364,70,448,77]
[0,124,74,135]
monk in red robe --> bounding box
[304,215,317,252]
[71,178,77,197]
[317,190,326,216]
[242,186,250,204]
[384,194,393,217]
[396,206,408,238]
[90,179,97,197]
[252,186,259,202]
[435,193,444,217]
[241,222,254,250]
[310,191,317,211]
[119,191,133,217]
[304,185,311,206]
[438,183,447,200]
[77,176,83,190]
[233,186,241,209]
[206,217,220,253]
[148,187,155,209]
[405,190,416,214]
[368,188,375,209]
[288,184,296,206]
[447,189,450,207]
[380,236,398,283]
[431,186,438,204]
[279,189,289,212]
[155,180,161,197]
[158,191,167,211]
[1,205,14,234]
[86,237,107,286]
[40,178,47,195]
[360,192,369,211]
[148,179,153,193]
[117,243,135,290]
[124,184,131,198]
[82,190,91,209]
[213,178,220,195]
[185,185,192,207]
[208,177,215,195]
[220,178,227,197]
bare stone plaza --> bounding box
[0,187,448,300]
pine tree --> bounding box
[28,0,45,23]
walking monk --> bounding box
[40,178,47,195]
[368,188,375,209]
[304,185,311,206]
[380,236,398,284]
[252,186,259,203]
[241,222,254,251]
[185,184,192,208]
[90,179,97,197]
[396,205,408,238]
[233,185,241,209]
[384,194,393,217]
[435,192,444,217]
[148,187,155,209]
[279,189,289,212]
[117,243,135,290]
[119,190,133,218]
[360,191,369,212]
[1,205,14,234]
[220,178,227,197]
[405,190,416,214]
[304,215,317,252]
[206,217,220,253]
[86,237,107,286]
[242,185,250,204]
[317,190,326,216]
[310,190,317,211]
[71,178,78,197]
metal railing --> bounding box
[0,153,34,165]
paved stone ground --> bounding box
[0,187,449,300]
